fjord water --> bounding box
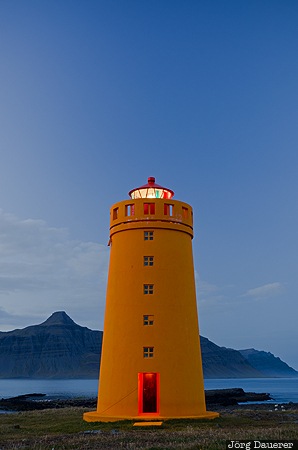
[0,378,297,403]
[0,379,98,400]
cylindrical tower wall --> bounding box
[93,198,208,419]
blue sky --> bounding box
[0,1,297,370]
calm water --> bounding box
[0,377,297,404]
[0,379,99,400]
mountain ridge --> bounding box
[0,312,102,378]
[239,348,298,377]
[0,312,296,379]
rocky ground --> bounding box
[0,403,297,450]
[0,393,97,411]
[0,392,297,450]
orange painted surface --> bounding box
[83,189,219,422]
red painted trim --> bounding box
[138,372,143,415]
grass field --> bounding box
[0,406,297,449]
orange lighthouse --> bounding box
[84,177,218,421]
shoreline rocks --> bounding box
[0,388,274,412]
[0,393,97,411]
[205,388,271,406]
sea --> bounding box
[0,377,297,409]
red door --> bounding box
[138,373,159,414]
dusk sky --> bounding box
[0,1,297,370]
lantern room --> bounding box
[129,176,174,200]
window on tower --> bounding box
[144,231,154,241]
[144,203,155,215]
[182,206,188,218]
[143,315,154,326]
[143,347,154,358]
[144,284,154,295]
[113,207,119,220]
[125,204,135,217]
[144,256,154,266]
[164,203,174,216]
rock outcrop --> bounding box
[205,388,271,406]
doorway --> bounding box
[138,372,159,414]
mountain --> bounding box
[0,312,296,378]
[0,312,102,378]
[202,338,298,378]
[200,337,263,378]
[239,348,298,377]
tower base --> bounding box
[83,410,219,422]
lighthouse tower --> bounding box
[84,177,218,421]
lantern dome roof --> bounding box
[128,177,174,199]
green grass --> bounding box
[0,407,297,449]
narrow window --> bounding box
[182,207,188,218]
[144,231,154,241]
[144,256,154,266]
[143,315,154,326]
[113,207,119,220]
[164,204,174,216]
[125,204,135,217]
[144,203,155,215]
[144,284,154,295]
[143,347,154,358]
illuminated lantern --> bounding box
[84,177,218,421]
